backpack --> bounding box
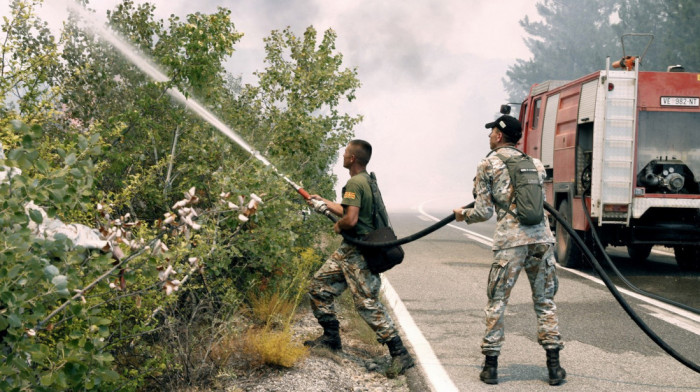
[493,148,544,226]
[359,172,405,274]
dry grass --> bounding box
[242,327,309,368]
[208,333,240,368]
[248,291,296,328]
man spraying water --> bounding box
[304,140,414,377]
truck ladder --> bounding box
[598,58,638,224]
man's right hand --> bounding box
[453,207,466,222]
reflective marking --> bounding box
[382,277,459,392]
[639,304,700,336]
[651,247,674,256]
[416,204,493,247]
[558,266,700,324]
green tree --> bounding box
[504,0,700,102]
[615,0,700,72]
[0,122,120,391]
[55,0,245,220]
[237,26,362,199]
[0,0,61,130]
[503,0,619,102]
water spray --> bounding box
[62,0,312,201]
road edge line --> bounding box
[382,276,459,392]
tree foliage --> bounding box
[1,0,361,389]
[615,0,700,72]
[503,0,700,102]
[0,0,61,128]
[1,123,120,390]
[503,0,618,102]
[242,26,362,199]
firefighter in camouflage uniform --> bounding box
[305,140,414,377]
[453,115,566,386]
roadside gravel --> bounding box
[210,305,424,392]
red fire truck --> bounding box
[512,37,700,270]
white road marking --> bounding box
[416,204,700,331]
[639,304,700,336]
[382,277,459,392]
[558,266,700,324]
[417,204,493,247]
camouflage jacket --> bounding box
[463,146,555,250]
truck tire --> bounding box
[674,246,700,272]
[627,244,653,261]
[555,199,584,268]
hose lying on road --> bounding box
[545,201,699,374]
[580,194,699,315]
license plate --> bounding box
[660,96,699,106]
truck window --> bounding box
[519,103,528,124]
[532,98,542,129]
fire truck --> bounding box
[512,35,700,270]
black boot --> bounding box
[304,319,342,351]
[385,336,415,378]
[480,355,498,384]
[546,348,566,385]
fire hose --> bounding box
[306,197,463,246]
[306,195,699,374]
[579,190,699,314]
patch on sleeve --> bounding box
[343,191,356,200]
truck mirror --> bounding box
[500,104,511,115]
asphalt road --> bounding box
[383,206,700,392]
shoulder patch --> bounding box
[343,191,356,200]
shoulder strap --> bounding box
[487,145,526,158]
[367,172,390,228]
[493,153,519,221]
[364,172,377,225]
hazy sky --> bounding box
[27,0,541,212]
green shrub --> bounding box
[0,122,121,390]
[1,0,360,388]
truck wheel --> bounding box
[627,244,652,261]
[674,246,700,272]
[555,199,584,268]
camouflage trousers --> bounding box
[481,243,564,356]
[308,241,398,344]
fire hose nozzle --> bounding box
[310,198,329,215]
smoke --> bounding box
[30,0,541,212]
